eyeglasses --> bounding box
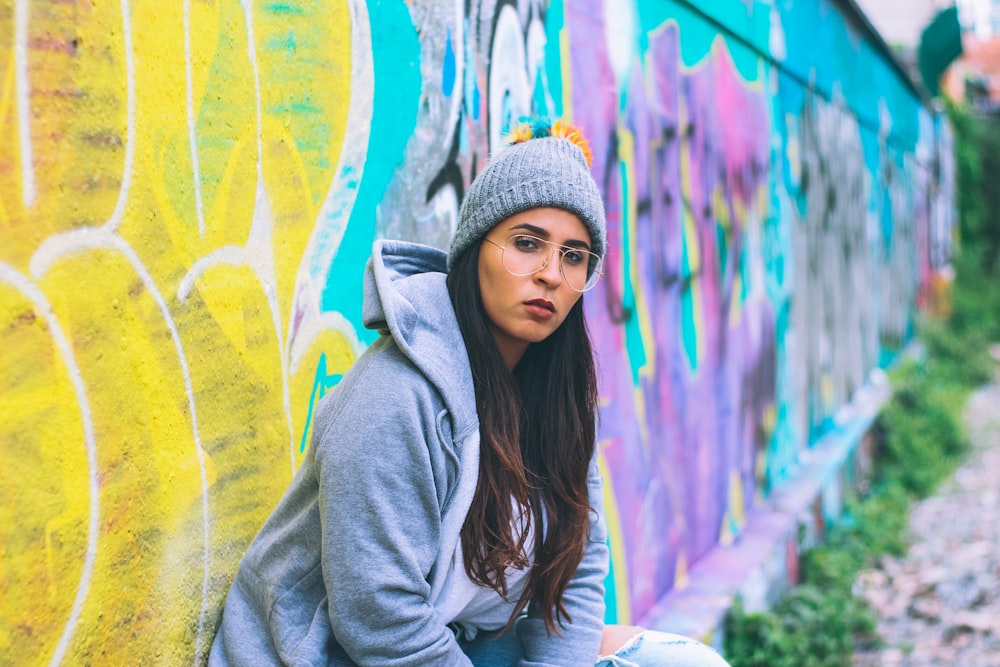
[483,234,604,293]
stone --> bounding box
[951,610,998,634]
[908,597,943,622]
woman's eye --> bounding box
[513,236,542,252]
[563,250,585,266]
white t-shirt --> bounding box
[436,501,536,638]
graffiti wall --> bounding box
[0,0,952,662]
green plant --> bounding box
[725,578,879,667]
[872,359,970,496]
[947,102,1000,277]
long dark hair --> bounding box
[446,241,599,635]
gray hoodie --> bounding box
[208,240,609,666]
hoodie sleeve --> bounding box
[515,456,610,666]
[312,356,472,666]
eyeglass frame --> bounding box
[482,233,605,293]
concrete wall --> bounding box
[0,0,953,663]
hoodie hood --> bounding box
[362,240,477,439]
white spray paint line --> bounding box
[30,229,211,667]
[254,181,296,480]
[239,2,296,480]
[14,0,35,207]
[0,264,99,667]
[179,195,298,489]
[178,218,296,485]
[180,241,294,464]
[0,264,98,667]
[244,177,295,480]
[104,0,136,233]
[184,0,206,236]
[241,0,264,175]
[177,246,247,301]
[288,310,363,376]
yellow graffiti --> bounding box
[0,1,364,664]
[597,442,633,625]
[717,469,746,547]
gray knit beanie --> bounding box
[447,119,606,271]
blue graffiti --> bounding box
[299,352,343,453]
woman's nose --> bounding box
[535,252,564,285]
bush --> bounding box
[725,580,878,667]
[873,360,970,496]
[948,103,1000,278]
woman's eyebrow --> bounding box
[509,223,592,250]
[510,222,549,237]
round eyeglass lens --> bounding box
[501,235,603,292]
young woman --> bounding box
[209,117,730,666]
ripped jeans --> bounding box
[459,629,732,667]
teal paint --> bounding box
[299,353,343,452]
[620,161,647,386]
[739,232,749,303]
[256,7,347,196]
[320,1,421,343]
[267,99,323,115]
[544,0,565,118]
[636,0,761,82]
[603,541,619,624]
[764,69,790,309]
[264,31,299,56]
[463,18,481,121]
[725,34,762,85]
[766,88,798,489]
[680,218,697,372]
[443,28,456,97]
[683,0,772,56]
[716,222,728,285]
[533,66,550,118]
[264,2,306,16]
[769,360,796,486]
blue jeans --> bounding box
[459,629,731,666]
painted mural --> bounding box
[0,0,952,663]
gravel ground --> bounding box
[853,371,1000,667]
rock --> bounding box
[880,647,906,665]
[950,610,998,634]
[916,565,949,592]
[937,572,985,610]
[908,596,943,622]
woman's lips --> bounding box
[524,299,556,319]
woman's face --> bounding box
[477,207,592,369]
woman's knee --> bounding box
[599,625,644,655]
[598,629,731,667]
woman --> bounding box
[209,117,730,666]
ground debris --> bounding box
[853,384,1000,667]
